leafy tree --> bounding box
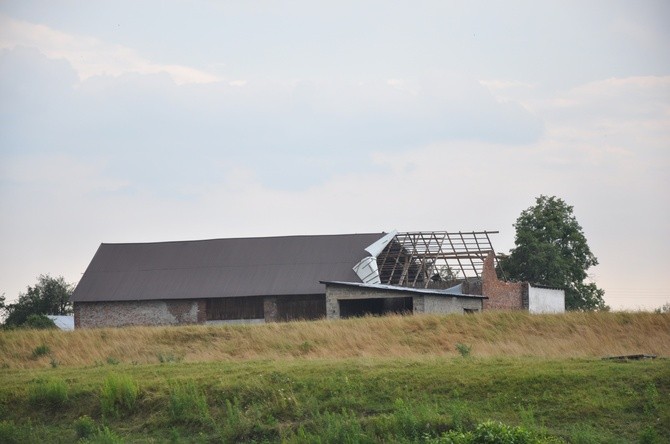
[499,195,607,311]
[3,275,74,327]
[22,314,58,329]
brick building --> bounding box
[72,231,563,328]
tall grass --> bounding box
[168,380,210,426]
[28,378,68,409]
[0,311,668,368]
[100,374,139,418]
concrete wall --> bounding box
[528,285,565,313]
[326,284,482,319]
[74,300,206,328]
[413,295,482,314]
[480,253,525,310]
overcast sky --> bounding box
[1,1,668,310]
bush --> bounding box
[28,378,68,409]
[74,415,97,440]
[436,420,562,444]
[31,344,51,359]
[100,374,139,418]
[22,314,57,329]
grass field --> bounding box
[0,311,668,442]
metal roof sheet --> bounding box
[72,233,385,302]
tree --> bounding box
[2,275,74,327]
[499,195,607,311]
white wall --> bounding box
[528,285,565,313]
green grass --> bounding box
[28,377,69,409]
[0,356,667,442]
[100,374,139,418]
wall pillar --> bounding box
[325,290,340,319]
[413,295,425,314]
[263,297,278,322]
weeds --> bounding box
[168,380,210,425]
[100,374,139,418]
[0,420,24,444]
[643,382,660,416]
[433,420,562,443]
[84,425,123,443]
[28,378,68,409]
[74,415,96,440]
[285,409,365,443]
[219,398,252,442]
[298,340,314,354]
[158,353,182,364]
[456,343,472,358]
[106,356,120,365]
[639,425,661,444]
[31,344,50,359]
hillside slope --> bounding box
[1,311,668,369]
[0,312,669,442]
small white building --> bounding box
[527,285,565,314]
[47,315,75,331]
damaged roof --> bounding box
[72,233,385,302]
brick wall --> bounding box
[74,299,206,328]
[480,253,525,310]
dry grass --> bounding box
[1,311,669,369]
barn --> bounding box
[71,230,563,328]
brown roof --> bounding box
[72,233,385,302]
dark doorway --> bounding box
[339,297,413,318]
[276,295,326,321]
[206,296,264,321]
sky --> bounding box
[1,1,668,310]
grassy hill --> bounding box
[0,311,668,442]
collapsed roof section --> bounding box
[374,231,500,288]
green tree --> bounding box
[499,195,607,311]
[3,275,74,327]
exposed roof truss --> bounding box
[377,231,499,287]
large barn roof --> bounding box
[72,233,385,302]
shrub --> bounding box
[28,378,68,409]
[100,374,139,418]
[31,344,51,359]
[22,314,57,329]
[436,420,560,444]
[168,380,210,425]
[74,415,97,440]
